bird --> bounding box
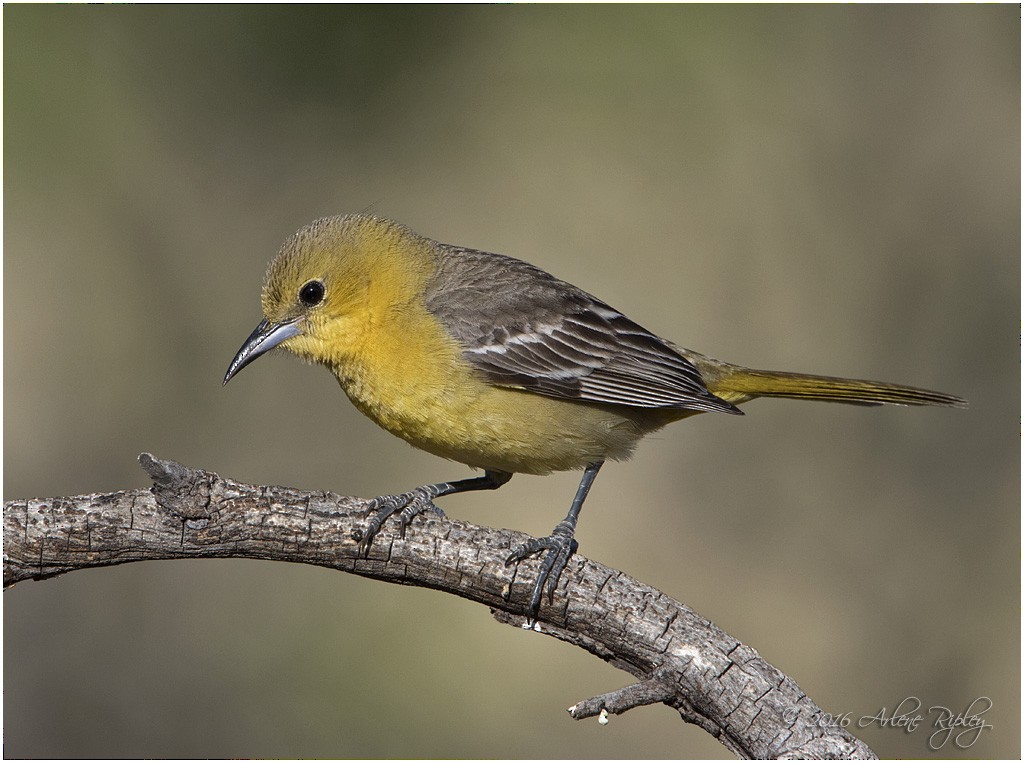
[224,214,966,617]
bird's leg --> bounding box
[357,469,512,555]
[506,460,604,618]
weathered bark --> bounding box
[3,453,876,759]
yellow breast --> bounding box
[330,306,663,475]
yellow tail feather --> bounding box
[684,352,968,409]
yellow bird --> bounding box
[225,214,965,615]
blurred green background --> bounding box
[4,5,1018,759]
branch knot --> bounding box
[138,452,215,520]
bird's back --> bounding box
[424,243,740,415]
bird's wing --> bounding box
[425,245,741,414]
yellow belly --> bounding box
[330,313,680,474]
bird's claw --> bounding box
[358,487,445,555]
[398,497,445,536]
[506,522,579,616]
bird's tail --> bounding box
[685,352,967,409]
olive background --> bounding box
[4,6,1018,759]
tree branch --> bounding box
[3,453,876,759]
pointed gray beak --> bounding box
[223,317,303,385]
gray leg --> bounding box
[506,461,604,618]
[358,470,513,555]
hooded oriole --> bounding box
[224,214,966,615]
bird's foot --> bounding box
[505,517,579,619]
[357,486,447,555]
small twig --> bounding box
[2,453,877,759]
[568,668,677,721]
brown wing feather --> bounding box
[424,244,741,414]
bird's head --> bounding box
[224,214,434,384]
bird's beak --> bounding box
[223,317,303,385]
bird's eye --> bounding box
[299,280,325,307]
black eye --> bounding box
[299,280,325,307]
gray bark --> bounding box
[3,453,876,759]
